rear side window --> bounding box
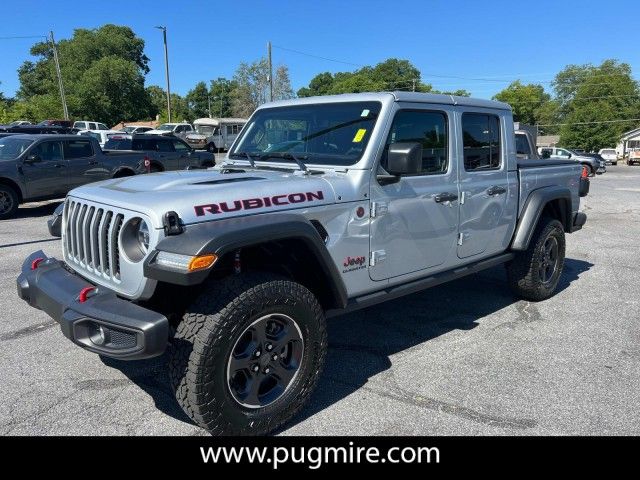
[63,139,94,159]
[462,113,501,170]
[156,139,175,152]
[381,110,448,175]
[97,123,108,130]
[104,138,132,150]
[515,133,531,155]
[75,122,86,129]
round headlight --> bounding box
[136,219,150,253]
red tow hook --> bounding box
[31,257,45,270]
[78,286,97,303]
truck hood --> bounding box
[68,169,339,228]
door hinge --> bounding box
[370,250,386,266]
[370,202,388,218]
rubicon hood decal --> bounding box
[195,191,325,216]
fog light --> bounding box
[88,323,106,346]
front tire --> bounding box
[0,184,19,220]
[507,217,566,301]
[169,273,327,435]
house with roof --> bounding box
[617,126,640,157]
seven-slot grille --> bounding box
[63,199,124,282]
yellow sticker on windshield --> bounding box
[353,128,367,143]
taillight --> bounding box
[581,166,589,178]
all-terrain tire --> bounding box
[168,273,327,435]
[0,184,19,220]
[506,217,566,301]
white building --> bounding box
[617,127,640,157]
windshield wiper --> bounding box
[259,152,309,174]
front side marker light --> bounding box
[155,251,217,272]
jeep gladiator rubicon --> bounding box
[17,92,588,435]
[0,134,148,219]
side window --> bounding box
[515,134,531,156]
[556,148,571,158]
[31,141,62,161]
[97,123,108,130]
[462,113,501,171]
[540,148,552,159]
[63,139,94,159]
[173,139,190,151]
[88,123,96,130]
[75,122,86,130]
[381,110,448,175]
[156,139,175,152]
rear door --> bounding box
[63,138,109,189]
[172,138,193,169]
[22,140,65,198]
[369,106,460,281]
[154,137,179,170]
[456,111,512,259]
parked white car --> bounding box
[73,121,109,131]
[119,125,154,135]
[598,148,618,165]
[145,122,194,140]
[78,129,126,148]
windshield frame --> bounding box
[229,100,384,169]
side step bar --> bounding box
[326,252,514,318]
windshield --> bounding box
[601,149,616,154]
[195,125,217,135]
[231,101,381,166]
[121,126,136,133]
[0,137,34,160]
[157,124,175,131]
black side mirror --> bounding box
[25,153,41,164]
[567,153,572,159]
[387,142,423,175]
[542,151,551,159]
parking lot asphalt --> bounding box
[1,165,639,436]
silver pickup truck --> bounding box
[17,92,589,435]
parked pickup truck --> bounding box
[103,134,215,172]
[17,92,588,435]
[0,134,148,219]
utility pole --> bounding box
[207,95,212,118]
[412,79,416,92]
[155,26,172,122]
[49,31,69,120]
[267,41,273,102]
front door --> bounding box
[22,140,66,198]
[457,111,510,259]
[369,107,460,281]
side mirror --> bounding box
[567,153,572,159]
[386,142,423,175]
[541,151,551,159]
[25,153,42,164]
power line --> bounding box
[0,35,47,40]
[271,45,362,67]
[537,118,640,127]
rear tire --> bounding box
[507,217,566,301]
[0,184,19,220]
[169,273,327,435]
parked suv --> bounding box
[538,146,605,176]
[145,122,194,140]
[17,92,588,435]
[73,121,109,131]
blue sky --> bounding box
[0,0,638,99]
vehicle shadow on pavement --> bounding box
[11,201,62,220]
[99,353,196,427]
[282,258,593,433]
[100,258,592,434]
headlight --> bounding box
[121,217,151,263]
[137,219,150,253]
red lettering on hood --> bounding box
[194,190,325,217]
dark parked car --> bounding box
[0,134,149,219]
[0,125,77,135]
[103,134,215,171]
[37,119,73,128]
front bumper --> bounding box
[16,251,168,360]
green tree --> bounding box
[231,58,294,117]
[493,80,551,125]
[554,60,640,150]
[209,77,237,117]
[16,24,152,124]
[186,81,210,119]
[297,58,433,97]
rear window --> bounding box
[63,140,94,159]
[104,138,132,150]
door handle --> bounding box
[486,185,507,196]
[434,192,458,203]
[54,163,65,168]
